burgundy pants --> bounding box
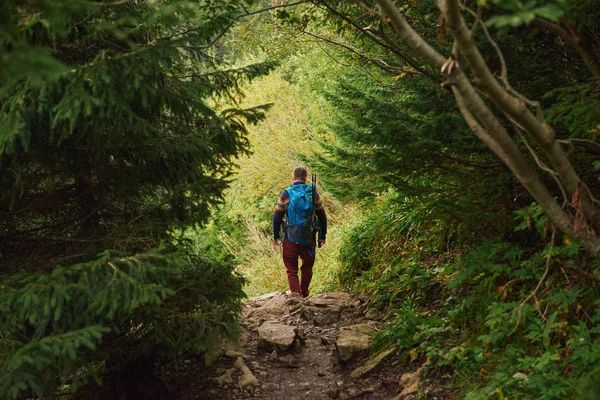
[282,239,315,297]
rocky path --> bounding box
[171,292,434,400]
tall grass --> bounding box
[194,58,357,297]
[218,216,354,297]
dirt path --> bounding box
[170,292,437,400]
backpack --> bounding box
[285,184,315,244]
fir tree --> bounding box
[0,0,274,397]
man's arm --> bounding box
[272,211,284,243]
[272,190,289,244]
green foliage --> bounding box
[485,1,564,28]
[237,0,600,398]
[263,0,600,397]
[0,246,245,399]
[195,62,350,296]
[3,0,597,397]
[373,300,427,351]
[1,0,276,270]
[335,166,599,399]
[0,0,271,396]
[545,79,600,138]
[514,202,550,235]
[369,234,600,399]
[267,5,600,395]
[338,192,455,307]
[308,66,518,238]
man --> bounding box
[272,167,327,298]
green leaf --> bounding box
[533,4,564,21]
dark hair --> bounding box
[293,166,308,181]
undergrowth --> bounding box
[187,208,353,297]
[339,195,600,399]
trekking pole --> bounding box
[311,174,322,248]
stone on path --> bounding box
[233,357,259,388]
[335,323,375,361]
[196,291,423,399]
[213,368,234,386]
[250,291,281,304]
[258,320,298,351]
[267,350,278,362]
[303,292,356,326]
[305,292,354,307]
[244,292,303,321]
[513,372,528,380]
[348,386,376,397]
[225,350,246,358]
[392,368,421,398]
[350,347,397,378]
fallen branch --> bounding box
[563,263,600,286]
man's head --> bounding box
[292,166,308,182]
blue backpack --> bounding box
[285,184,315,244]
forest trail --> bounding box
[172,292,444,400]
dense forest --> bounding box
[1,0,600,399]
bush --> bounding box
[0,245,245,399]
[371,238,600,399]
[0,0,269,397]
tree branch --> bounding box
[532,17,600,78]
[376,0,447,69]
[563,263,600,286]
[450,77,600,258]
[161,1,310,46]
[531,17,572,42]
[315,0,436,80]
[513,124,568,205]
[301,30,411,75]
[439,0,595,220]
[373,0,600,257]
[461,4,542,116]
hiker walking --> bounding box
[273,167,327,298]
